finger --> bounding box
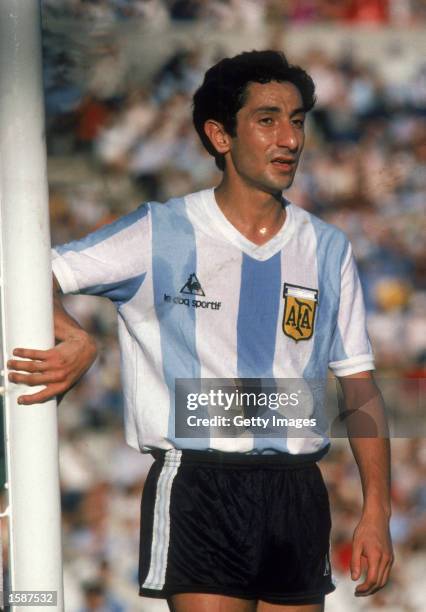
[370,549,394,592]
[378,554,394,589]
[375,553,391,589]
[351,540,363,580]
[7,359,48,373]
[11,348,51,361]
[365,555,390,595]
[9,371,65,386]
[17,384,64,405]
[355,553,381,596]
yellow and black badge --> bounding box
[283,283,318,342]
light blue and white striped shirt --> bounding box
[52,188,374,455]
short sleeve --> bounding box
[52,204,150,306]
[328,242,375,377]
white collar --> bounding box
[188,188,296,261]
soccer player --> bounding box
[8,50,393,612]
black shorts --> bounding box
[139,448,336,605]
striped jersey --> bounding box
[52,188,374,456]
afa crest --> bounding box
[283,284,318,342]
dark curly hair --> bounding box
[192,50,316,171]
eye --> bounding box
[292,118,305,128]
[259,117,274,126]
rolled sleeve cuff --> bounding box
[328,354,375,377]
[52,250,80,294]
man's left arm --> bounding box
[339,370,394,597]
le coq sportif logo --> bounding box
[163,273,221,311]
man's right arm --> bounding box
[7,275,97,405]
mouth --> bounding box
[270,157,297,172]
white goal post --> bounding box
[0,1,64,610]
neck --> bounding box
[214,176,286,246]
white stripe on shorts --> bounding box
[142,449,182,590]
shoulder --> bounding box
[147,190,207,231]
[147,190,204,215]
[290,202,350,256]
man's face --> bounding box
[226,81,306,194]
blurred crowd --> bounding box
[2,5,425,611]
[42,0,426,27]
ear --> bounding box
[203,120,232,156]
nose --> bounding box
[277,121,298,152]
